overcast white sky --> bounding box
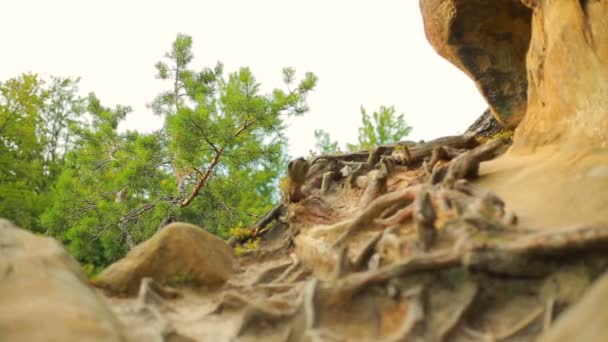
[1,0,486,157]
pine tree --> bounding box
[40,34,317,272]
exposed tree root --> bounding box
[272,253,301,284]
[251,260,294,285]
[544,297,555,332]
[333,185,421,247]
[298,223,608,331]
[306,329,348,342]
[135,277,180,313]
[208,292,253,315]
[314,252,461,305]
[428,145,466,170]
[133,278,186,341]
[352,232,384,271]
[220,135,608,341]
[311,134,478,167]
[441,138,507,186]
[462,306,544,341]
[288,158,311,203]
[358,168,389,208]
[413,188,437,251]
[433,280,479,341]
[236,302,300,337]
[493,306,544,340]
[375,205,413,227]
[321,171,338,194]
[303,279,319,330]
[228,203,285,247]
[346,163,369,189]
[461,325,495,341]
[380,286,426,342]
[367,146,392,168]
[463,225,608,272]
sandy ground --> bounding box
[106,254,296,342]
[479,145,608,230]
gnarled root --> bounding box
[288,158,311,203]
[333,185,421,247]
[135,278,182,340]
[135,277,180,313]
[380,286,426,342]
[441,138,507,186]
[413,188,437,251]
[358,168,389,208]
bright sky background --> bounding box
[1,0,486,158]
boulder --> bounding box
[419,0,532,129]
[95,222,234,295]
[0,219,125,341]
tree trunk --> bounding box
[465,108,507,138]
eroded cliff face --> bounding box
[419,0,532,129]
[514,0,608,151]
[420,0,608,151]
[421,0,608,230]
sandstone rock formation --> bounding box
[420,0,608,151]
[95,222,234,295]
[419,0,532,128]
[514,0,608,150]
[421,0,608,231]
[0,219,125,341]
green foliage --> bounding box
[40,96,156,268]
[313,129,339,154]
[234,237,260,256]
[490,129,514,140]
[229,224,252,240]
[37,33,317,270]
[311,105,412,155]
[0,74,45,230]
[0,74,86,231]
[348,105,412,151]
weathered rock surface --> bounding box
[539,272,608,342]
[420,0,608,151]
[95,222,234,295]
[513,0,608,150]
[0,219,125,341]
[419,0,532,128]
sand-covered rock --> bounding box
[95,222,234,295]
[0,219,125,341]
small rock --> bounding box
[95,222,234,295]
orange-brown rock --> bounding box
[421,1,608,230]
[419,0,532,128]
[513,0,608,150]
[0,219,125,341]
[95,222,234,295]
